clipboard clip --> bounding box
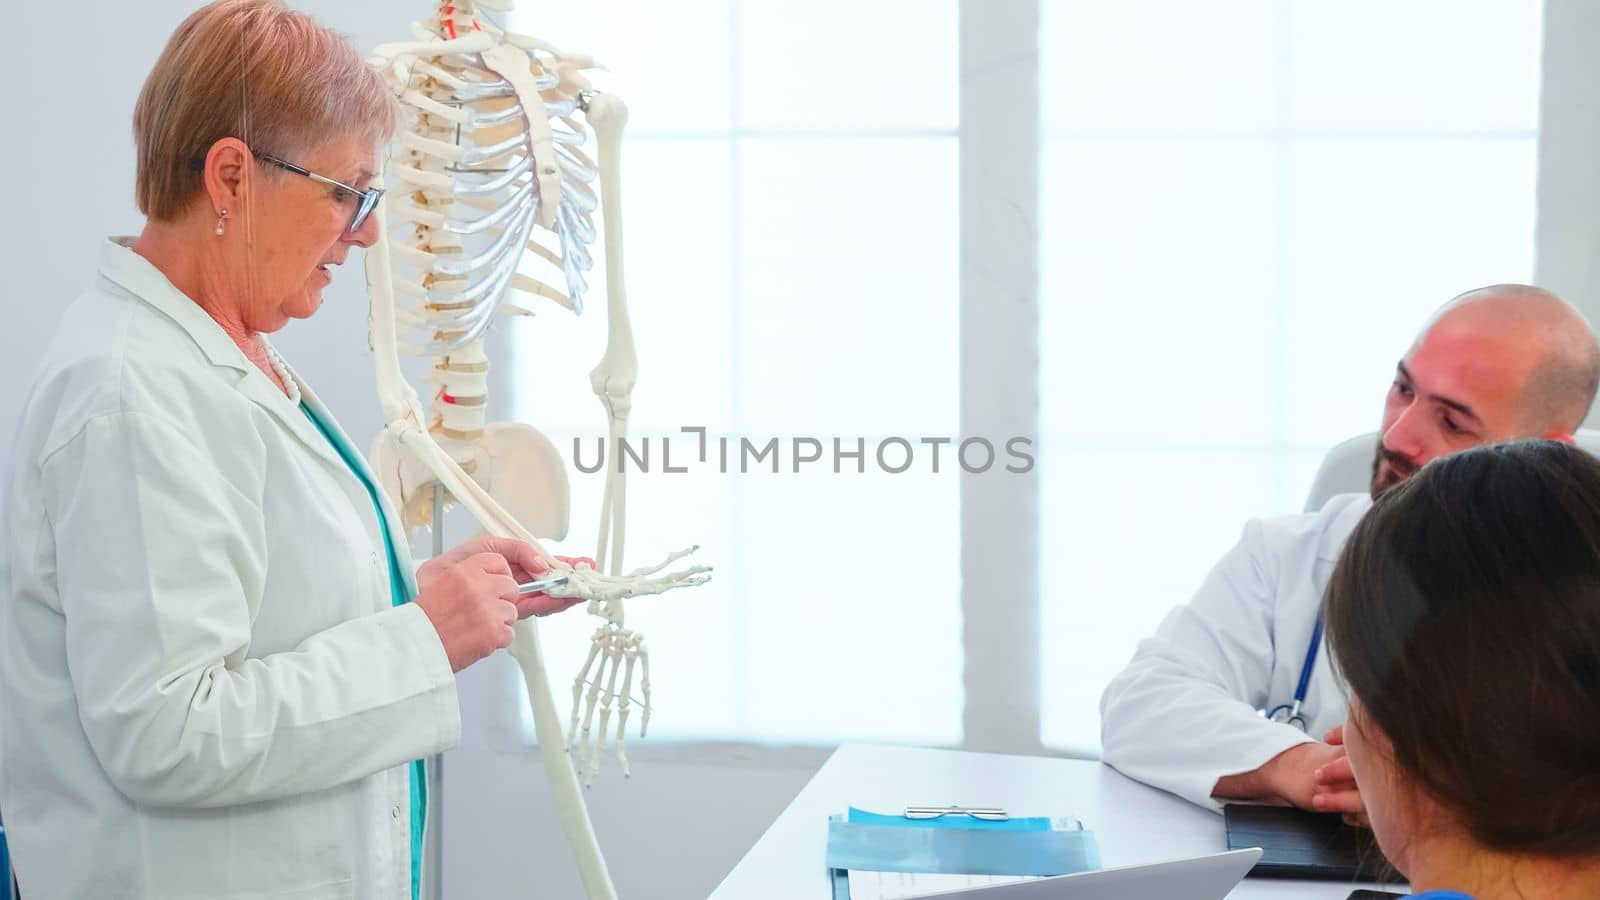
[903,805,1009,821]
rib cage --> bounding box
[386,56,598,352]
[376,16,603,442]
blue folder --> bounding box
[825,807,1101,900]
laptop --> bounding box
[893,848,1262,899]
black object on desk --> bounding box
[1224,804,1405,884]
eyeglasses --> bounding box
[257,153,386,234]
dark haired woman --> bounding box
[1325,439,1600,900]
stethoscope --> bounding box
[1264,616,1324,732]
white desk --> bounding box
[711,744,1390,899]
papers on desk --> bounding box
[825,807,1100,900]
[847,870,1039,900]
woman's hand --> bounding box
[413,551,520,673]
[417,535,592,619]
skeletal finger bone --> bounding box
[614,642,640,777]
[638,638,652,739]
[568,627,607,752]
[587,628,628,785]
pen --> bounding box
[517,575,569,595]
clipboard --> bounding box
[826,806,1101,900]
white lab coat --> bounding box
[1099,492,1372,810]
[0,238,461,899]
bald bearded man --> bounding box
[1098,284,1600,819]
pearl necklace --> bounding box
[263,341,302,405]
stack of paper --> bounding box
[846,870,1039,900]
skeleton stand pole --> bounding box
[426,484,445,900]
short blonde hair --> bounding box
[133,0,395,221]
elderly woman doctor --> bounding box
[0,2,588,898]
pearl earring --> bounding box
[215,208,228,236]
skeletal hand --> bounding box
[568,624,648,784]
[557,546,711,782]
[520,554,594,618]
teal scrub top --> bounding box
[300,402,426,900]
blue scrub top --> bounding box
[300,402,426,900]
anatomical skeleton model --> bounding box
[363,3,709,896]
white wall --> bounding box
[1536,0,1600,432]
[0,3,824,898]
[0,0,394,477]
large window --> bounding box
[493,1,1546,754]
[1037,0,1544,753]
[506,1,963,744]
